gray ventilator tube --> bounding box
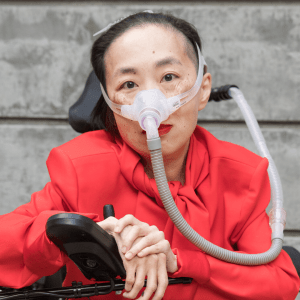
[146,87,286,265]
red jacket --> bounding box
[0,126,299,299]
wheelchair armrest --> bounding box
[283,246,300,278]
[46,213,126,281]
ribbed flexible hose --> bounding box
[230,88,286,241]
[148,87,285,265]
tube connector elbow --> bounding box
[269,208,286,241]
[147,138,162,150]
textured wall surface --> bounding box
[0,2,299,250]
[0,4,300,120]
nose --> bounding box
[143,80,161,92]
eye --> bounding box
[121,81,137,89]
[162,74,177,82]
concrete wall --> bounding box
[0,2,299,250]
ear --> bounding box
[198,73,212,112]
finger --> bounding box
[114,214,140,233]
[123,265,146,299]
[137,239,169,258]
[124,263,136,293]
[122,224,157,256]
[127,232,165,259]
[123,225,160,255]
[121,225,145,255]
[152,254,168,300]
[137,261,157,300]
[96,217,118,234]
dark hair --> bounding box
[90,11,203,136]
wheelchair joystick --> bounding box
[103,204,115,219]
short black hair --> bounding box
[90,11,203,136]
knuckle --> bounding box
[158,252,167,261]
[148,282,158,292]
[162,239,170,249]
[150,225,158,232]
[135,279,144,290]
[125,214,134,221]
[151,254,158,263]
[143,235,152,245]
[125,271,135,285]
[155,243,161,252]
[141,221,148,228]
[126,277,135,286]
[132,224,140,232]
[158,231,165,240]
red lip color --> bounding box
[158,124,172,136]
[142,124,172,136]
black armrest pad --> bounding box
[283,246,300,277]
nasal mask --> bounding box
[100,44,206,139]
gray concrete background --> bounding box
[0,2,299,249]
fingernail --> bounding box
[122,246,127,253]
[125,251,133,259]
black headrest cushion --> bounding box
[69,71,103,133]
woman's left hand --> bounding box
[114,215,178,273]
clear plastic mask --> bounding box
[100,44,207,131]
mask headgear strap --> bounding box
[93,10,154,37]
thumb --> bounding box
[97,216,118,234]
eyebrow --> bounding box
[156,57,182,67]
[116,67,137,76]
[114,56,182,77]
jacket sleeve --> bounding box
[0,147,101,289]
[170,158,300,299]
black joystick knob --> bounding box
[103,204,115,219]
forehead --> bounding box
[104,25,192,74]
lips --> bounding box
[142,124,172,136]
[158,124,172,136]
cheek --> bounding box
[117,120,134,140]
[172,103,199,135]
[175,79,193,94]
[115,117,144,147]
[165,75,195,98]
[114,92,133,105]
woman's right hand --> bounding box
[97,218,168,300]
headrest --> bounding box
[69,71,103,133]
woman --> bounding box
[0,11,299,300]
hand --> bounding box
[97,218,168,300]
[122,252,168,300]
[114,215,178,273]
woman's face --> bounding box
[104,24,211,159]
